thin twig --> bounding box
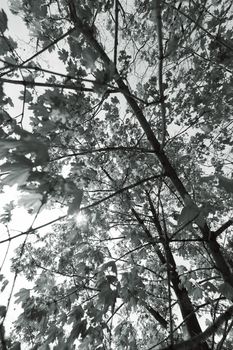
[213,219,233,238]
[169,2,233,54]
[0,77,93,92]
[51,146,155,161]
[20,84,27,125]
[0,27,76,78]
[0,215,66,244]
[0,226,11,272]
[84,174,163,210]
[114,0,119,66]
[150,304,233,350]
[106,302,124,324]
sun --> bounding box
[75,211,88,226]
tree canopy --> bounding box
[1,0,233,349]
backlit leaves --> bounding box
[0,134,49,167]
[65,182,83,215]
[0,9,8,33]
[0,305,6,318]
[0,36,17,55]
[17,192,43,212]
[0,162,31,186]
[15,288,30,305]
[0,275,9,292]
[1,0,233,349]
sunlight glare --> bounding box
[75,211,88,226]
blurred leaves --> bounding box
[217,175,233,194]
[15,288,30,305]
[0,9,8,33]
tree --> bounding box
[0,0,233,349]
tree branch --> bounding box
[170,3,233,54]
[66,0,233,293]
[51,146,155,161]
[153,0,167,147]
[83,174,163,210]
[213,219,233,238]
[0,27,76,78]
[141,195,207,344]
[0,77,93,92]
[157,304,233,350]
[0,215,66,244]
[144,304,168,329]
[131,207,166,264]
[114,0,119,66]
[216,319,233,350]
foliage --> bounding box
[1,0,233,349]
